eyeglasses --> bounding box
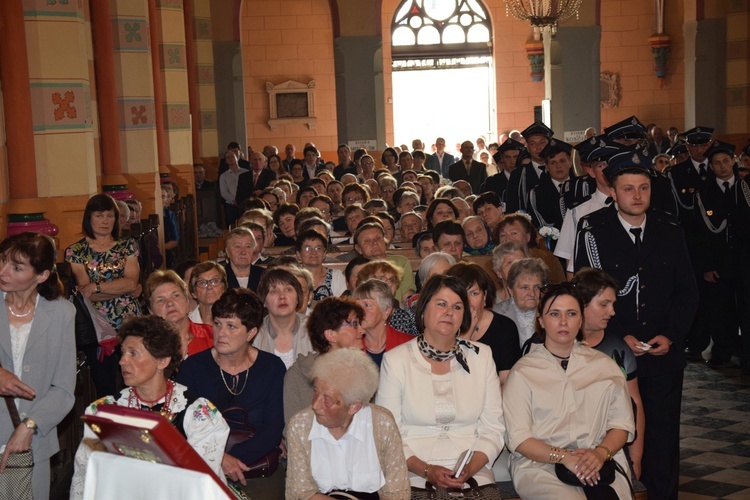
[341,320,361,329]
[302,245,325,253]
[195,278,223,288]
[345,196,363,204]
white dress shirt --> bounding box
[219,167,248,204]
[555,189,611,270]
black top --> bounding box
[475,312,522,372]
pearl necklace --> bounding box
[128,380,176,421]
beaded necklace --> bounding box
[128,380,176,421]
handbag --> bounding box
[221,406,280,480]
[71,290,99,349]
[0,388,34,499]
[555,460,636,500]
[411,477,502,500]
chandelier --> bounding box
[504,0,584,32]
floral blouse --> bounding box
[70,383,230,499]
[65,237,142,328]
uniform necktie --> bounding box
[630,227,642,250]
[699,163,707,177]
[723,181,730,194]
[605,197,614,205]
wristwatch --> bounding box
[95,284,101,294]
[23,418,38,434]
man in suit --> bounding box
[193,164,214,190]
[505,121,553,213]
[235,151,276,205]
[482,138,524,203]
[301,145,322,184]
[282,143,296,171]
[685,141,740,368]
[528,139,574,244]
[223,227,265,292]
[574,149,698,500]
[425,137,455,179]
[448,141,487,195]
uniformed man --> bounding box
[481,138,525,203]
[527,139,574,248]
[561,135,599,209]
[574,148,698,500]
[504,121,553,213]
[667,126,714,213]
[735,170,750,376]
[686,141,740,368]
[603,115,650,148]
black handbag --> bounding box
[411,477,502,499]
[221,406,280,480]
[72,290,99,349]
[555,460,635,500]
[0,378,34,500]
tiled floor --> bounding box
[678,361,750,499]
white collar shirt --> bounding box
[617,212,647,244]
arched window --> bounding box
[392,0,492,66]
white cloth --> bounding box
[188,306,203,324]
[70,383,230,499]
[309,406,386,494]
[555,189,610,269]
[274,348,296,369]
[83,453,228,500]
[503,343,635,499]
[377,339,505,488]
[236,276,249,288]
[716,175,735,191]
[219,167,248,204]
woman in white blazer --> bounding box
[0,232,76,499]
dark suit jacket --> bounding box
[574,208,698,377]
[480,171,510,202]
[333,162,357,180]
[505,163,542,213]
[448,159,487,195]
[425,152,455,179]
[235,168,277,204]
[223,261,265,292]
[0,298,76,461]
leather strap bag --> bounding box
[221,406,280,480]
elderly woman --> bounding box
[0,233,76,500]
[446,262,521,387]
[66,194,141,396]
[503,283,635,498]
[352,280,413,366]
[295,229,346,301]
[377,275,505,495]
[356,260,417,337]
[145,270,213,358]
[283,297,366,426]
[286,348,410,499]
[494,213,565,284]
[176,289,286,498]
[188,260,228,325]
[254,268,314,369]
[574,268,645,479]
[378,175,398,209]
[495,258,549,350]
[462,216,495,255]
[491,241,531,304]
[72,316,230,499]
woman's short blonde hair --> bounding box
[355,260,403,287]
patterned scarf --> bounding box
[417,334,479,373]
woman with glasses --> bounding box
[308,195,334,223]
[188,261,228,325]
[503,282,635,498]
[378,176,398,209]
[254,268,313,369]
[283,297,367,426]
[377,275,505,495]
[495,258,549,350]
[145,270,213,358]
[352,279,413,366]
[356,260,418,337]
[294,229,346,301]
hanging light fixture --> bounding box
[504,0,584,33]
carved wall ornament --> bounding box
[600,72,620,109]
[266,80,317,131]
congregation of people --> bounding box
[1,117,749,500]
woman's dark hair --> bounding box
[342,183,370,204]
[82,194,120,239]
[240,197,268,212]
[345,255,371,284]
[296,186,318,205]
[174,259,199,282]
[414,275,472,335]
[380,147,398,166]
[273,203,300,226]
[432,220,465,245]
[572,268,619,307]
[257,267,303,311]
[295,229,328,253]
[537,282,585,341]
[267,154,283,170]
[445,262,497,309]
[425,198,458,228]
[211,288,265,331]
[306,297,364,354]
[0,232,63,300]
[473,192,502,213]
[118,315,182,378]
[494,213,539,248]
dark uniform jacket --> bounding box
[689,174,738,275]
[528,172,566,232]
[667,158,709,215]
[505,163,543,213]
[480,171,511,202]
[574,208,698,378]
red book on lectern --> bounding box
[82,404,234,498]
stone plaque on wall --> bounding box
[266,80,317,130]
